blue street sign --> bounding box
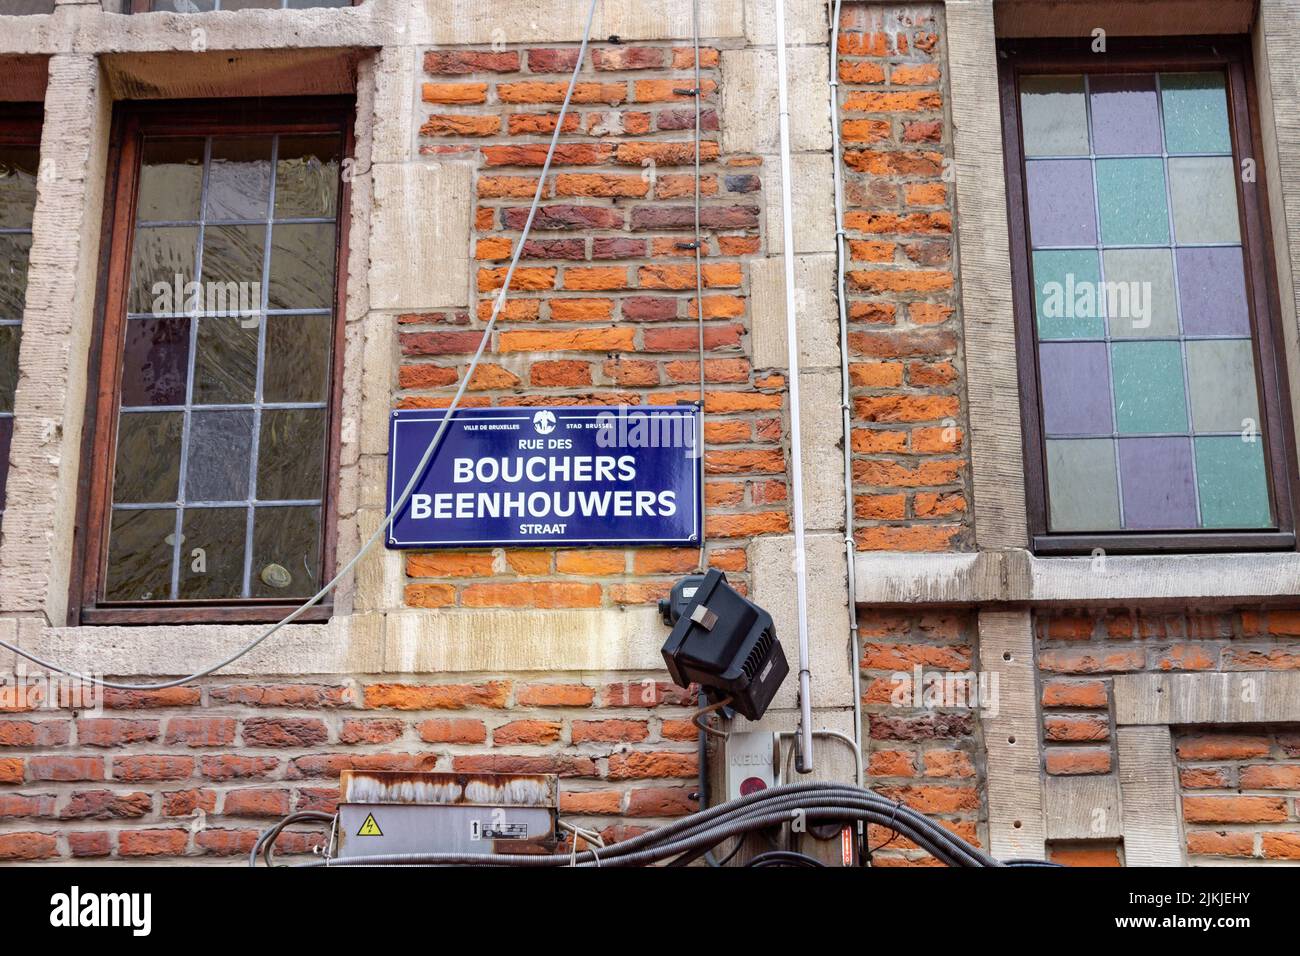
[386,405,702,548]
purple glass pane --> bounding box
[0,416,11,511]
[1089,74,1161,155]
[1025,160,1097,247]
[1175,247,1250,336]
[120,317,191,408]
[1039,342,1112,436]
[1118,437,1198,529]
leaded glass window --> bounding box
[0,111,40,518]
[86,105,348,616]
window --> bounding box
[0,2,56,14]
[76,100,351,624]
[0,106,41,518]
[130,0,353,11]
[1000,39,1295,554]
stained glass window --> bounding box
[103,131,342,603]
[1020,70,1272,533]
[0,121,40,518]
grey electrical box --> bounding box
[335,770,558,859]
[724,731,779,802]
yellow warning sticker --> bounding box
[357,813,383,837]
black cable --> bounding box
[746,850,825,867]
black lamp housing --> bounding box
[659,569,789,721]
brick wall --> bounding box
[836,3,972,553]
[399,40,789,611]
[0,674,702,862]
[1177,725,1300,863]
[859,608,986,864]
[1036,608,1300,777]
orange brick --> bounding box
[555,173,649,197]
[421,83,488,104]
[564,267,629,291]
[477,266,555,292]
[556,550,626,575]
[1187,831,1255,857]
[404,584,456,608]
[461,582,602,608]
[1044,748,1112,775]
[499,328,635,353]
[515,684,595,707]
[406,552,495,578]
[1182,795,1288,824]
[844,90,942,112]
[420,114,501,137]
[497,81,627,105]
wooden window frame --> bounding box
[0,104,43,518]
[999,36,1299,556]
[71,97,354,626]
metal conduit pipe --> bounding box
[773,0,815,775]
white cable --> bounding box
[0,0,601,691]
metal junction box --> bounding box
[336,771,559,859]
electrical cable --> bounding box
[248,810,335,869]
[746,849,825,867]
[0,0,602,692]
[690,694,733,740]
[279,783,1002,868]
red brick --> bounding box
[224,788,291,818]
[364,682,510,710]
[29,756,104,782]
[416,719,487,744]
[118,828,188,858]
[165,717,237,747]
[0,832,57,861]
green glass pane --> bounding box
[1169,157,1240,245]
[0,145,39,230]
[104,507,176,602]
[193,316,258,405]
[0,324,18,414]
[1112,340,1188,434]
[264,313,332,403]
[1161,72,1231,154]
[256,407,325,501]
[250,505,321,598]
[128,226,198,314]
[1195,435,1271,528]
[274,135,343,219]
[206,137,272,223]
[221,0,280,9]
[1102,249,1178,338]
[1046,438,1120,532]
[178,506,247,600]
[1186,339,1260,434]
[1033,249,1104,340]
[1019,75,1089,157]
[267,223,335,310]
[0,232,32,320]
[1095,158,1169,246]
[113,412,183,503]
[136,139,204,222]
